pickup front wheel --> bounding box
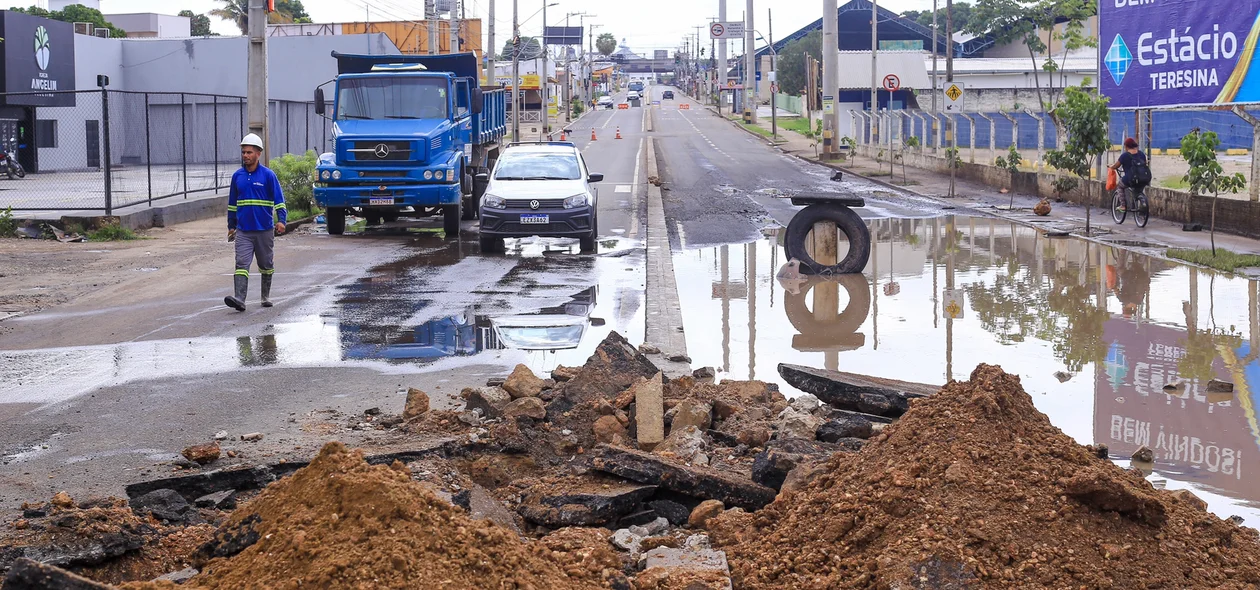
[443,202,461,237]
[326,207,346,235]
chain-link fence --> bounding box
[0,89,329,214]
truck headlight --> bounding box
[332,170,341,180]
[424,170,434,180]
[321,170,331,180]
[563,194,590,209]
[435,170,445,181]
[483,194,506,209]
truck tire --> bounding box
[443,202,461,237]
[479,235,503,253]
[382,212,400,223]
[326,207,346,235]
[783,204,870,275]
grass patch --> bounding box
[1168,248,1260,272]
[1159,177,1189,190]
[0,207,15,238]
[88,222,139,241]
[287,206,323,221]
[780,117,814,137]
[740,122,773,138]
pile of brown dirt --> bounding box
[128,441,610,590]
[717,364,1260,589]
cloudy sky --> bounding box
[8,0,943,51]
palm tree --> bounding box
[209,0,247,35]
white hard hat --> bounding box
[241,133,264,149]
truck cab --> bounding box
[314,52,506,237]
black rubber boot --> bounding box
[261,274,273,308]
[224,274,247,311]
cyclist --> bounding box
[1108,137,1151,212]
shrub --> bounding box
[270,150,319,216]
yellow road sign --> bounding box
[945,84,963,101]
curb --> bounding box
[27,194,230,231]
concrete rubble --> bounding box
[4,334,1257,589]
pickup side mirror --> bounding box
[314,88,326,116]
[587,173,604,183]
[472,87,484,115]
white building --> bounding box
[104,13,191,39]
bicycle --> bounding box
[1111,184,1149,228]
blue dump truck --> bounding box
[313,51,507,236]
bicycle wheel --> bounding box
[1134,193,1149,228]
[1111,189,1127,224]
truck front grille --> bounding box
[348,141,413,162]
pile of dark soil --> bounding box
[717,364,1260,589]
[123,442,610,589]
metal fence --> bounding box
[0,89,330,214]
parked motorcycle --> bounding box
[1,141,24,179]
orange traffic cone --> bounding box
[591,129,598,141]
[615,127,622,140]
[560,130,567,141]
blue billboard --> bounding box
[1100,0,1260,108]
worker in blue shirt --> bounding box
[225,133,286,311]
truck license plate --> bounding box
[520,214,549,225]
[369,198,393,206]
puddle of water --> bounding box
[674,215,1260,524]
[1,236,645,408]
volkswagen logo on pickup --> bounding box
[373,143,391,158]
[530,200,540,210]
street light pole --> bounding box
[823,0,838,158]
[247,0,267,150]
[512,0,520,140]
[870,0,878,143]
[542,0,550,136]
[768,10,776,139]
[486,0,495,86]
[744,0,755,123]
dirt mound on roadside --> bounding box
[130,441,609,590]
[718,364,1260,589]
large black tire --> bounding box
[460,168,477,220]
[579,215,598,252]
[326,207,346,235]
[479,234,503,253]
[443,202,461,237]
[784,205,871,275]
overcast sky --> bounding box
[9,0,944,50]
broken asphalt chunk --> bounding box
[751,439,858,491]
[517,476,657,527]
[125,466,277,503]
[777,363,935,417]
[590,445,776,510]
[128,489,200,524]
[1,558,115,590]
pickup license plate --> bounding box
[369,197,393,206]
[520,214,549,225]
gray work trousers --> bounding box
[234,230,275,278]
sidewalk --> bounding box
[727,111,1260,263]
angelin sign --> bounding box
[1100,0,1260,108]
[0,11,77,107]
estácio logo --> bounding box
[35,26,50,71]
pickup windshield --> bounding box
[337,76,448,120]
[494,153,581,180]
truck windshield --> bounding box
[337,77,448,120]
[494,153,582,180]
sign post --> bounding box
[944,82,965,112]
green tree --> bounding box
[901,3,973,34]
[13,5,126,37]
[1045,82,1109,235]
[178,10,217,37]
[209,0,310,35]
[596,32,617,56]
[1180,130,1248,255]
[994,144,1023,207]
[775,30,821,97]
[964,0,1095,116]
[500,36,542,60]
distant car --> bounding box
[627,90,640,101]
[597,95,614,109]
[478,143,604,253]
[662,90,675,100]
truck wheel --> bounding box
[443,202,462,237]
[382,212,400,223]
[326,207,346,235]
[461,193,477,220]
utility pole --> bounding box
[719,0,727,108]
[744,0,755,123]
[947,0,955,196]
[822,0,838,158]
[931,0,937,113]
[512,0,520,140]
[427,0,439,55]
[487,0,496,85]
[247,0,267,150]
[769,8,776,138]
[451,0,460,53]
[693,25,704,101]
[541,0,550,135]
[869,0,877,143]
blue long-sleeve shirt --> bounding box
[228,165,286,231]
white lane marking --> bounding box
[615,185,632,193]
[678,109,735,161]
[633,137,644,187]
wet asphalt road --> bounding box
[0,86,943,512]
